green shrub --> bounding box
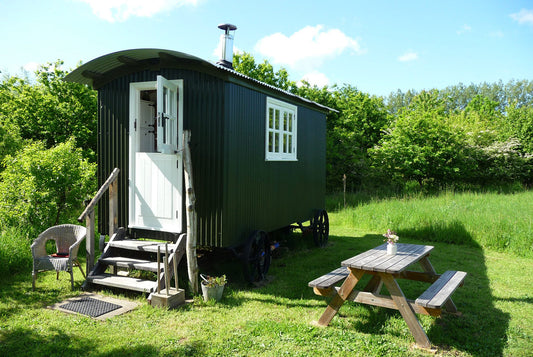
[466,138,533,185]
[370,108,470,188]
[0,114,23,168]
[0,227,32,275]
[0,139,96,238]
[506,103,533,153]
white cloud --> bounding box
[456,24,472,35]
[510,9,533,25]
[490,30,504,38]
[398,52,418,62]
[298,71,330,88]
[78,0,198,22]
[23,62,40,73]
[254,25,363,70]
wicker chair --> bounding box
[31,224,87,290]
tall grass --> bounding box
[327,190,533,257]
[0,227,32,275]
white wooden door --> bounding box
[157,75,178,154]
[129,77,183,233]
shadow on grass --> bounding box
[0,326,96,356]
[248,223,510,357]
[0,325,206,357]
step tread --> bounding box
[108,239,178,253]
[86,273,156,293]
[99,257,160,272]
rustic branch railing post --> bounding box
[85,211,95,273]
[109,179,118,237]
[183,130,199,294]
[78,167,120,274]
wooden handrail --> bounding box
[79,167,120,273]
[78,167,120,222]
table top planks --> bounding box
[341,243,434,273]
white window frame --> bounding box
[265,97,297,161]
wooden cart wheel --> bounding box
[242,230,271,283]
[312,209,329,247]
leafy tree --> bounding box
[0,139,96,238]
[447,94,506,147]
[0,77,25,165]
[371,93,470,188]
[0,114,23,168]
[327,85,390,191]
[506,103,533,154]
[387,80,533,116]
[233,52,297,92]
[0,61,97,161]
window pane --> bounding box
[289,113,293,132]
[288,135,292,153]
[266,98,297,160]
[163,87,168,113]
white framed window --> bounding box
[265,97,297,161]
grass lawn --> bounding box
[1,191,532,356]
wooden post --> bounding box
[78,167,120,276]
[173,251,179,290]
[157,246,161,294]
[165,244,170,295]
[109,179,118,236]
[343,174,347,209]
[85,210,95,273]
[183,130,199,294]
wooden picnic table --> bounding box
[309,243,466,350]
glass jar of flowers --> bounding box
[383,229,399,255]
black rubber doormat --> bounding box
[59,297,122,318]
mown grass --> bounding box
[1,191,532,356]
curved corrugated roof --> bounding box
[64,48,335,113]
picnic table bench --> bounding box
[309,243,467,350]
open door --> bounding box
[129,76,183,233]
[157,76,179,155]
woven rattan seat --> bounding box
[31,224,86,290]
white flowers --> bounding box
[383,229,399,244]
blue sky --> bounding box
[1,0,532,96]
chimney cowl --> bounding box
[217,23,237,69]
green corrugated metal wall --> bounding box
[221,82,326,247]
[97,67,325,248]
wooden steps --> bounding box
[84,229,186,294]
[108,239,178,253]
[86,273,157,293]
[99,257,160,272]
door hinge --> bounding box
[176,210,179,219]
[134,119,137,131]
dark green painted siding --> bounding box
[221,83,326,247]
[97,67,325,248]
